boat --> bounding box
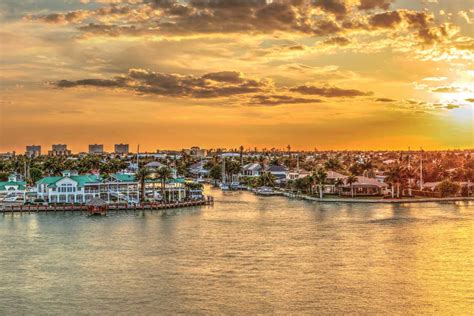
[219,183,230,191]
[255,186,281,196]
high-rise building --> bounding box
[26,145,41,157]
[114,143,129,154]
[48,144,71,156]
[89,144,104,154]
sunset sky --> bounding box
[0,0,473,152]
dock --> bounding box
[1,196,214,215]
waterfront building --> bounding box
[324,171,347,194]
[241,163,262,177]
[265,165,288,183]
[89,144,104,154]
[0,174,26,202]
[188,161,209,177]
[35,170,186,204]
[339,176,389,196]
[114,144,129,154]
[36,170,102,203]
[48,144,71,156]
[25,145,41,157]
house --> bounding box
[241,163,262,177]
[324,171,347,194]
[0,174,26,202]
[36,170,102,203]
[288,169,310,180]
[339,176,389,196]
[144,161,165,169]
[188,161,209,176]
[265,165,288,183]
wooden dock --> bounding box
[1,196,214,215]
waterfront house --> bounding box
[324,171,347,194]
[339,176,389,196]
[0,174,27,202]
[265,165,288,183]
[241,163,263,177]
[36,170,102,203]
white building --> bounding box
[241,163,263,177]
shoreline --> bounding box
[285,193,474,204]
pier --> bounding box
[1,196,214,215]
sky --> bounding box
[0,0,473,153]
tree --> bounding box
[334,178,345,195]
[209,165,222,184]
[157,167,172,202]
[405,167,417,196]
[346,174,358,198]
[385,164,404,198]
[136,167,151,203]
[312,167,327,199]
[29,168,43,185]
[436,180,460,197]
[258,172,275,187]
[324,157,342,171]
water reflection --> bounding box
[1,189,472,314]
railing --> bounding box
[1,196,214,213]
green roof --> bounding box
[0,181,26,191]
[36,175,101,188]
[111,174,136,182]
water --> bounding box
[1,187,473,315]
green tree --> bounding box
[29,167,43,184]
[258,172,276,187]
[209,165,222,184]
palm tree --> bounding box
[136,167,151,203]
[313,167,327,199]
[334,178,345,195]
[404,167,417,196]
[346,174,358,198]
[259,172,276,187]
[157,167,172,202]
[385,164,404,198]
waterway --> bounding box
[1,187,472,314]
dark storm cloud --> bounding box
[290,85,372,97]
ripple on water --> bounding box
[0,190,473,314]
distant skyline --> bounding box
[1,0,473,151]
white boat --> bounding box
[255,186,276,196]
